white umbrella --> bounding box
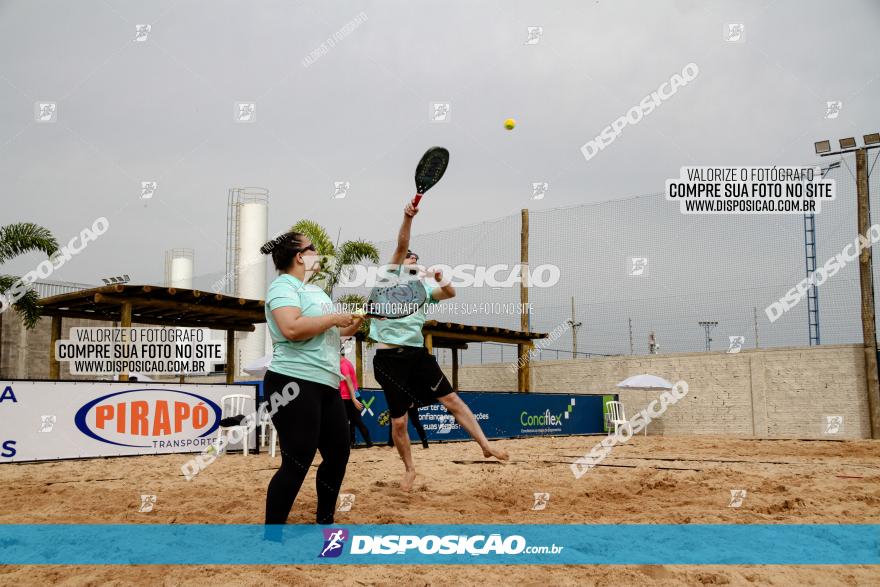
[616,374,673,390]
[243,353,272,378]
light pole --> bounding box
[698,321,718,352]
[101,275,130,285]
[814,133,880,438]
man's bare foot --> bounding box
[400,469,417,491]
[483,446,509,461]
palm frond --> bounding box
[0,223,58,264]
[330,240,380,293]
[0,275,42,329]
[337,240,380,267]
[290,220,336,257]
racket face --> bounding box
[414,146,449,194]
[366,279,427,318]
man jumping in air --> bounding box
[371,203,509,491]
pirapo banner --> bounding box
[0,380,258,462]
[353,390,612,445]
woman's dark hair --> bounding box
[261,232,306,272]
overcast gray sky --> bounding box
[2,0,879,354]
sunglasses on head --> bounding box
[297,244,316,254]
[406,252,419,261]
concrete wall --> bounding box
[0,316,230,382]
[2,316,870,439]
[364,344,871,439]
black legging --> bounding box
[263,370,350,525]
[344,400,372,446]
[387,405,428,446]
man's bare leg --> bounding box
[391,413,417,490]
[438,393,509,461]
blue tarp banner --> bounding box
[352,390,612,445]
[1,524,877,564]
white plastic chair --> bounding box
[217,394,251,455]
[259,403,278,458]
[605,400,646,436]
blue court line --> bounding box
[0,524,877,565]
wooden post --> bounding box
[451,348,459,392]
[225,329,235,385]
[520,208,529,392]
[118,302,132,382]
[520,209,529,332]
[524,342,533,392]
[515,343,534,393]
[49,316,62,380]
[856,148,880,438]
[355,338,363,386]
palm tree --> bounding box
[291,220,379,338]
[0,222,59,329]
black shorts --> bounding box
[372,347,453,419]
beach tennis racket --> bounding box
[411,146,449,208]
[359,276,428,319]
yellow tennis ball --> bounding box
[504,118,516,130]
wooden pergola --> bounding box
[355,320,547,392]
[38,284,266,383]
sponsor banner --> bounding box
[0,380,257,462]
[0,524,877,565]
[354,391,611,444]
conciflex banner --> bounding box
[353,390,612,445]
[0,380,258,462]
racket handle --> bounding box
[411,193,423,208]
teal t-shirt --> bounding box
[265,274,341,388]
[369,280,438,348]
